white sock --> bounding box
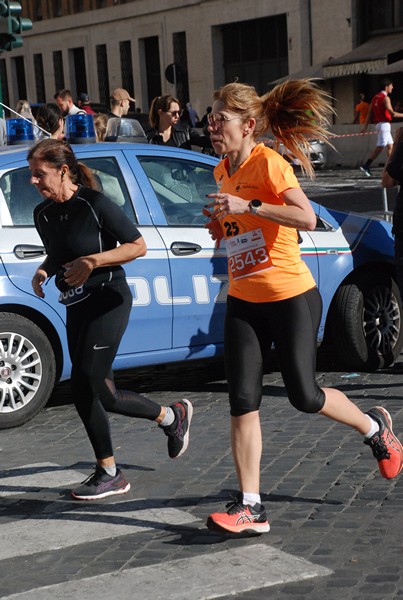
[103,464,117,477]
[363,415,380,439]
[159,406,175,427]
[242,492,261,507]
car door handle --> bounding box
[170,241,202,256]
[13,244,47,259]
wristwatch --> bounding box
[248,199,262,215]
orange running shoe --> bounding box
[364,406,403,479]
[207,499,270,534]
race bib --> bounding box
[58,285,91,306]
[226,228,272,280]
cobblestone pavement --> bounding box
[1,357,402,600]
[299,165,396,216]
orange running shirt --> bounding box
[214,143,316,303]
[355,100,370,124]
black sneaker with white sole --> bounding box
[160,399,193,459]
[71,466,130,500]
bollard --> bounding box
[382,187,394,222]
[382,187,389,213]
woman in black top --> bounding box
[147,94,212,151]
[29,139,192,500]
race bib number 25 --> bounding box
[226,228,272,280]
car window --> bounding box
[0,167,42,226]
[138,156,217,226]
[1,156,136,227]
[80,157,137,223]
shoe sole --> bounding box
[206,516,270,535]
[370,406,403,478]
[172,398,193,459]
[359,167,371,177]
[71,481,131,501]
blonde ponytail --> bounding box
[263,79,334,177]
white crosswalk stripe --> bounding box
[2,544,332,600]
[0,462,198,560]
[0,462,89,497]
[0,464,332,599]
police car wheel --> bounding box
[0,313,56,429]
[327,272,403,371]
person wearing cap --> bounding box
[77,93,96,115]
[108,88,135,119]
[54,89,86,118]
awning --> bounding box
[323,33,403,78]
[367,58,403,75]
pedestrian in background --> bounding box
[353,92,369,124]
[382,126,403,297]
[55,89,85,117]
[108,88,135,119]
[186,102,199,127]
[15,99,38,138]
[35,103,64,140]
[0,118,6,145]
[147,94,211,151]
[199,106,212,132]
[360,78,403,176]
[204,79,403,535]
[93,113,108,141]
[29,139,192,501]
[16,99,36,122]
[77,92,96,115]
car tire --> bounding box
[327,271,403,371]
[0,312,56,429]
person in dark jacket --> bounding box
[147,94,211,151]
[382,127,403,296]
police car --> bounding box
[0,118,402,428]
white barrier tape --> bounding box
[329,131,377,139]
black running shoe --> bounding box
[160,399,193,459]
[364,406,403,479]
[71,466,130,500]
[207,499,270,534]
[360,165,371,177]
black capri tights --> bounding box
[224,288,326,416]
[66,281,161,459]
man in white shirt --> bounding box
[54,89,85,117]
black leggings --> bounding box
[224,288,326,416]
[66,281,161,459]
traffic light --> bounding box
[0,1,32,52]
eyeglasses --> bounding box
[207,113,242,128]
[166,110,180,117]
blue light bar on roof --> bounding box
[6,118,34,145]
[65,113,96,144]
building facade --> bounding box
[1,0,403,124]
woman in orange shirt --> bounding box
[204,80,403,535]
